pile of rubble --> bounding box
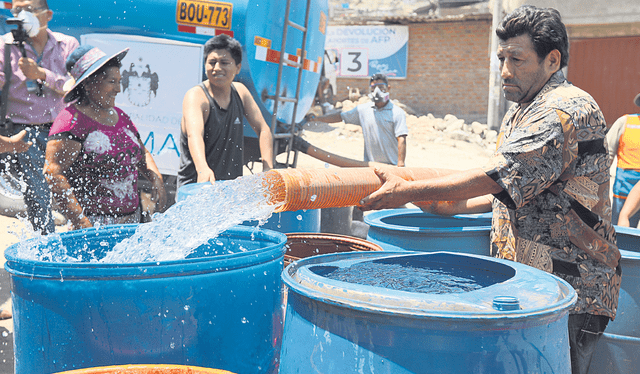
[333,97,497,153]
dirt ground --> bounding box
[292,112,493,171]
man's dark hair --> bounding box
[203,34,242,65]
[496,5,569,69]
[370,73,388,85]
[36,0,49,10]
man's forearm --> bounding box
[397,136,406,167]
[186,134,211,173]
[312,112,343,123]
[259,129,274,169]
[407,168,503,203]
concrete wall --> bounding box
[335,16,492,123]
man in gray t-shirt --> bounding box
[309,73,408,166]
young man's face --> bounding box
[497,34,557,106]
[205,49,241,88]
[369,79,390,105]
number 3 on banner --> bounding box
[339,48,368,77]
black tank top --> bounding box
[177,83,244,187]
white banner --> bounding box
[326,25,409,78]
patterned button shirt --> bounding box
[483,71,621,319]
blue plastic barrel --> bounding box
[177,182,320,233]
[4,225,287,374]
[280,251,576,373]
[365,209,492,255]
[614,225,640,252]
[588,245,640,373]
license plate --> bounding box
[176,0,233,30]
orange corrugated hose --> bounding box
[262,167,445,213]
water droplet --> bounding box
[310,194,317,202]
[184,305,190,311]
[241,317,249,324]
[296,215,302,221]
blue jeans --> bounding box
[568,313,609,374]
[13,124,54,234]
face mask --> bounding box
[369,86,389,104]
[17,10,41,38]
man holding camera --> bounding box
[0,0,78,234]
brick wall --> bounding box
[334,17,492,123]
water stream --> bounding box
[12,173,282,263]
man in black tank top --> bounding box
[178,34,273,188]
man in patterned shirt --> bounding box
[359,6,620,374]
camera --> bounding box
[6,17,28,45]
[5,17,43,96]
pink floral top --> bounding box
[49,106,145,216]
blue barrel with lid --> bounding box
[279,251,576,373]
[365,209,492,255]
[5,224,287,374]
[587,243,640,373]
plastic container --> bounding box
[56,364,235,373]
[279,251,576,373]
[365,209,492,255]
[176,182,320,233]
[614,225,640,253]
[284,232,383,267]
[4,225,287,374]
[588,248,640,374]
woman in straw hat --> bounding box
[44,45,166,230]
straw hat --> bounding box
[635,93,640,108]
[63,45,129,103]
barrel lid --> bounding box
[283,251,576,319]
[614,225,640,253]
[364,209,492,233]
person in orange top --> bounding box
[606,93,640,226]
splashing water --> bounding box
[7,215,77,262]
[11,173,281,263]
[101,174,281,263]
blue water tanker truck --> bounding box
[0,0,329,207]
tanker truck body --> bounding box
[0,0,329,208]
